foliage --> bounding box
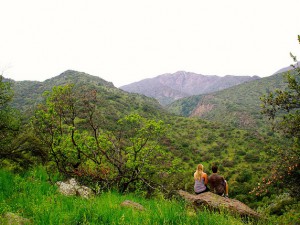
[167,73,287,132]
[261,61,300,142]
[10,70,165,119]
[32,84,170,193]
[5,67,298,217]
[0,75,14,105]
[257,193,300,224]
[0,167,253,225]
[0,75,18,140]
[259,35,300,199]
[0,75,45,170]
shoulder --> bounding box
[209,173,222,180]
[209,173,216,178]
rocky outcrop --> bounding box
[56,178,94,199]
[178,190,261,219]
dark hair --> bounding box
[212,165,218,173]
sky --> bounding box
[1,0,300,87]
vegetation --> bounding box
[0,75,45,170]
[259,38,300,199]
[32,84,170,193]
[167,73,287,132]
[10,70,165,119]
[1,37,300,224]
[0,167,246,225]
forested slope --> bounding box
[10,70,165,120]
[167,73,287,131]
[4,70,287,206]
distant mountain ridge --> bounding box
[272,62,299,75]
[10,70,114,113]
[120,71,260,105]
[167,72,288,130]
[9,70,165,119]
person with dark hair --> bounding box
[208,165,229,198]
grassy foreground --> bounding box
[0,167,253,225]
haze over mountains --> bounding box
[120,71,260,105]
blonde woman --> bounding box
[194,164,209,194]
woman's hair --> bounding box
[194,164,204,180]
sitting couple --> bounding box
[194,164,229,198]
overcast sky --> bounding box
[1,0,299,87]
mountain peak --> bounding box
[44,70,115,88]
[120,72,260,105]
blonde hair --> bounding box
[194,164,204,180]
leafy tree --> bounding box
[259,35,300,198]
[0,75,46,169]
[0,75,21,163]
[33,84,168,193]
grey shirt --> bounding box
[194,178,206,193]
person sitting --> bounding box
[194,164,209,194]
[208,165,229,198]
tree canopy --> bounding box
[259,35,300,198]
[32,84,170,193]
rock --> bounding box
[178,190,261,219]
[2,212,31,225]
[120,200,145,211]
[56,178,94,198]
[56,180,77,196]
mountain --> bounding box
[272,62,299,74]
[9,70,166,119]
[166,72,287,131]
[120,71,260,105]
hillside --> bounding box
[120,71,259,105]
[167,72,287,131]
[10,70,166,119]
[3,69,294,209]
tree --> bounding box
[259,35,300,198]
[33,84,169,193]
[0,75,21,163]
[0,75,45,169]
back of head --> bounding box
[194,164,204,180]
[197,164,203,171]
[212,165,218,173]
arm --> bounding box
[203,173,208,185]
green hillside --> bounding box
[167,73,287,131]
[1,70,299,224]
[10,70,166,120]
[6,70,286,202]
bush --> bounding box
[244,153,260,162]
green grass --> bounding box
[0,167,248,225]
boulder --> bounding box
[56,178,94,198]
[120,200,145,211]
[178,190,261,219]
